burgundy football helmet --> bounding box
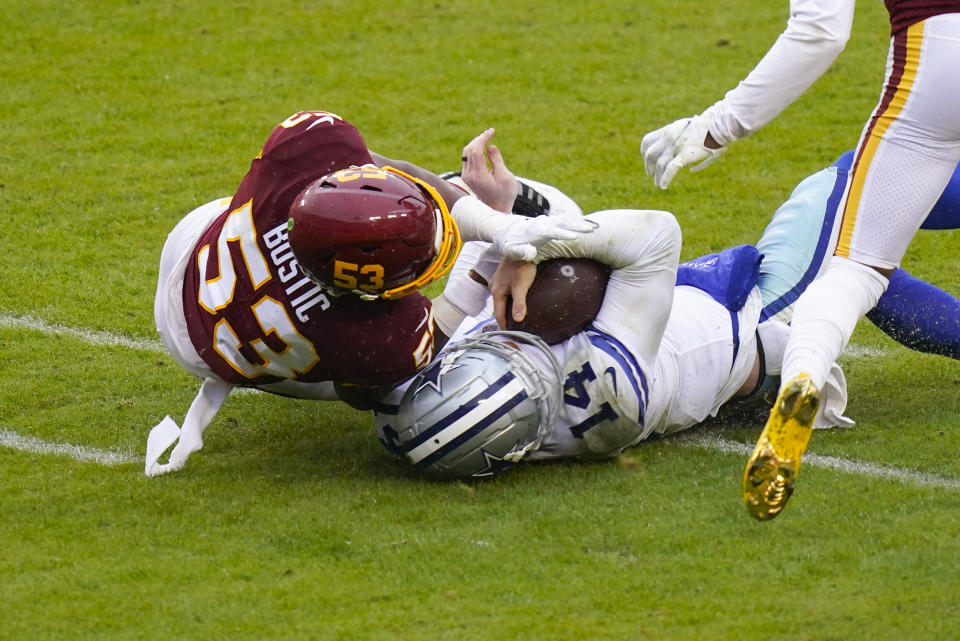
[288,166,461,300]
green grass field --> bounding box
[2,1,958,639]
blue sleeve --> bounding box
[832,149,960,230]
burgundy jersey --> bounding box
[182,111,436,387]
[885,0,960,33]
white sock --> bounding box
[781,256,889,390]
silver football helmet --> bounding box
[394,331,563,480]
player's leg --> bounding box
[746,17,960,519]
[148,198,235,477]
[783,17,960,389]
[758,155,960,360]
[918,144,960,229]
[867,268,960,359]
[756,166,847,323]
[864,144,960,359]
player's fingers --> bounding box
[489,262,511,328]
[639,131,654,156]
[657,158,685,189]
[146,463,172,477]
[509,274,534,323]
[462,128,495,165]
[492,288,509,329]
[640,134,665,176]
[654,146,675,184]
[511,296,527,323]
[486,144,506,174]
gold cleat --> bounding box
[742,373,820,521]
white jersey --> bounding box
[378,280,761,462]
[530,286,761,460]
[375,207,762,461]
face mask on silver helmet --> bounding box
[394,330,563,480]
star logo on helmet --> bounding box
[414,352,464,395]
[473,449,515,477]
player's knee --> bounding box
[824,256,890,303]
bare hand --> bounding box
[460,128,518,212]
[490,259,537,329]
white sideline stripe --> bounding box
[0,313,165,353]
[0,429,138,466]
[2,313,258,397]
[678,433,960,490]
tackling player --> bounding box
[145,112,592,476]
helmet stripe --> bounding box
[404,375,529,466]
[403,371,515,451]
[410,387,530,471]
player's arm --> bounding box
[431,244,504,350]
[369,151,468,212]
[494,209,682,367]
[640,0,854,189]
[374,130,595,259]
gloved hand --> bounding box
[640,115,726,189]
[493,214,597,261]
[145,416,203,477]
[144,378,232,477]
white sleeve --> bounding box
[701,0,854,145]
[534,209,682,370]
[450,196,512,242]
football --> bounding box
[506,258,610,344]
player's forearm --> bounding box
[534,209,681,273]
[370,152,467,211]
[370,151,514,243]
[449,196,514,242]
[701,0,853,145]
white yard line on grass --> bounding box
[678,433,960,490]
[0,428,138,466]
[0,312,165,353]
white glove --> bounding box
[640,115,726,189]
[145,416,204,477]
[493,215,597,261]
[144,378,232,477]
